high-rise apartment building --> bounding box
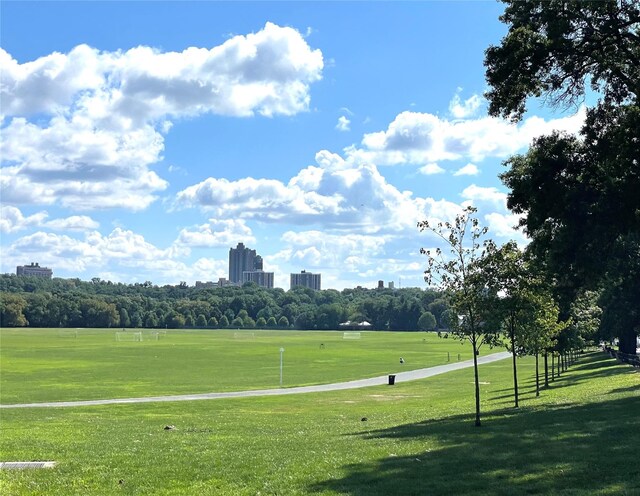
[229,243,261,284]
[254,255,263,271]
[290,270,321,290]
[16,262,53,279]
[243,270,274,288]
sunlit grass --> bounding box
[0,329,472,403]
[0,346,638,495]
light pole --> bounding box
[279,347,285,387]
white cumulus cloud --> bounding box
[175,149,466,235]
[0,23,324,211]
[453,163,480,176]
[419,163,445,175]
[1,23,323,119]
[484,212,528,245]
[461,184,508,207]
[45,215,100,231]
[0,206,48,233]
[0,206,99,233]
[1,228,205,284]
[176,219,255,247]
[347,107,586,166]
[449,92,482,119]
[269,230,389,279]
[336,115,351,131]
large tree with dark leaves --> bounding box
[484,0,639,354]
[485,0,639,121]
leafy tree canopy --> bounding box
[486,0,640,354]
[485,0,639,121]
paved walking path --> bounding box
[0,351,511,409]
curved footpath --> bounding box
[1,351,511,409]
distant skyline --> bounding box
[0,1,587,289]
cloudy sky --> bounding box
[0,2,586,289]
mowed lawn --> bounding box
[0,329,472,404]
[0,333,638,495]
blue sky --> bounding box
[0,1,585,289]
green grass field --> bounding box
[1,329,638,495]
[0,329,471,404]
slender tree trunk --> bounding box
[472,332,481,427]
[551,353,555,381]
[535,353,540,397]
[510,320,518,408]
[544,352,549,387]
[559,353,563,372]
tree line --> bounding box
[0,274,449,332]
[417,0,639,426]
[483,0,639,357]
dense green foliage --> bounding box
[480,241,567,405]
[485,0,640,354]
[485,0,639,121]
[0,274,449,331]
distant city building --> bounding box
[16,262,52,279]
[254,255,263,271]
[389,281,395,289]
[377,280,384,289]
[195,281,215,289]
[229,243,262,284]
[291,270,321,290]
[216,277,237,287]
[243,270,274,288]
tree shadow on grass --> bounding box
[310,398,640,495]
[549,365,636,391]
[523,352,632,394]
[571,353,615,371]
[488,389,539,406]
[609,385,640,395]
[309,357,640,496]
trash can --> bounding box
[388,374,396,385]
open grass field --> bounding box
[1,329,638,495]
[0,329,472,404]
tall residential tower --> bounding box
[228,243,258,284]
[290,270,321,290]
